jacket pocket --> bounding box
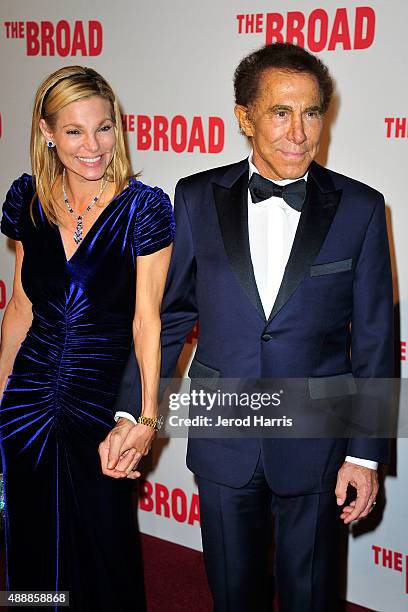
[310,258,353,277]
[188,358,220,391]
[308,373,357,400]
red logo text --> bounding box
[139,479,200,525]
[3,20,103,56]
[186,324,199,345]
[0,281,6,310]
[372,545,408,594]
[385,117,408,139]
[236,7,375,51]
[122,114,224,154]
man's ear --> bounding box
[39,118,54,142]
[234,105,254,138]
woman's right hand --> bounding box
[0,375,10,404]
[0,241,33,407]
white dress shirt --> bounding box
[115,154,377,470]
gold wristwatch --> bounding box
[137,415,164,430]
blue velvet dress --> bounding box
[0,174,175,611]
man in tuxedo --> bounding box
[101,43,393,611]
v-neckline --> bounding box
[56,190,123,264]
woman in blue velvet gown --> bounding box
[0,66,175,611]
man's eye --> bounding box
[276,111,287,118]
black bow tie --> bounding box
[249,173,307,212]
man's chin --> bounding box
[278,160,311,180]
[253,153,312,180]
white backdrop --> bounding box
[1,1,407,610]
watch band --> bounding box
[137,415,163,430]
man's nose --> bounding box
[287,116,307,145]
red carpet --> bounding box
[0,534,375,611]
[141,534,376,612]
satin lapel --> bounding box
[213,169,266,321]
[268,168,342,322]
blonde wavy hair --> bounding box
[31,65,133,224]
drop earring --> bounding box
[47,140,56,148]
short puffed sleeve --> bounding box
[1,173,34,241]
[133,185,175,256]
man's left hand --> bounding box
[335,461,378,524]
[99,417,137,478]
[115,423,157,479]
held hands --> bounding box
[335,461,379,524]
[116,421,157,479]
[99,417,156,480]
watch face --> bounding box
[156,415,164,430]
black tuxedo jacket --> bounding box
[115,160,393,495]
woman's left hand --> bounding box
[115,423,157,479]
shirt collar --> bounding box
[248,151,308,185]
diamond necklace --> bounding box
[62,168,108,244]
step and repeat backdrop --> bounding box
[1,1,407,610]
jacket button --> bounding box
[262,333,274,342]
